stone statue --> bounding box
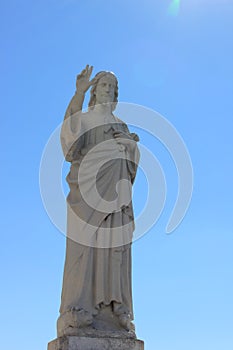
[57,65,140,340]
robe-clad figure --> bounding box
[57,66,140,338]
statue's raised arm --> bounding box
[64,64,97,120]
[62,65,97,161]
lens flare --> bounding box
[168,0,180,16]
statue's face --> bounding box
[95,75,117,105]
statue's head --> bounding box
[88,71,118,111]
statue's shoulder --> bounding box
[114,115,126,125]
[63,109,82,122]
[68,110,90,123]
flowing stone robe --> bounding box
[59,110,139,332]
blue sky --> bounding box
[1,1,233,349]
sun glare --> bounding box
[168,0,180,16]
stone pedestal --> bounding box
[48,336,144,350]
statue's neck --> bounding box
[93,103,113,116]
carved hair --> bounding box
[88,71,118,111]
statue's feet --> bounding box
[118,313,135,332]
[112,301,135,333]
[57,308,93,336]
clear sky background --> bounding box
[1,1,233,349]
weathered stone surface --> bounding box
[48,336,144,350]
